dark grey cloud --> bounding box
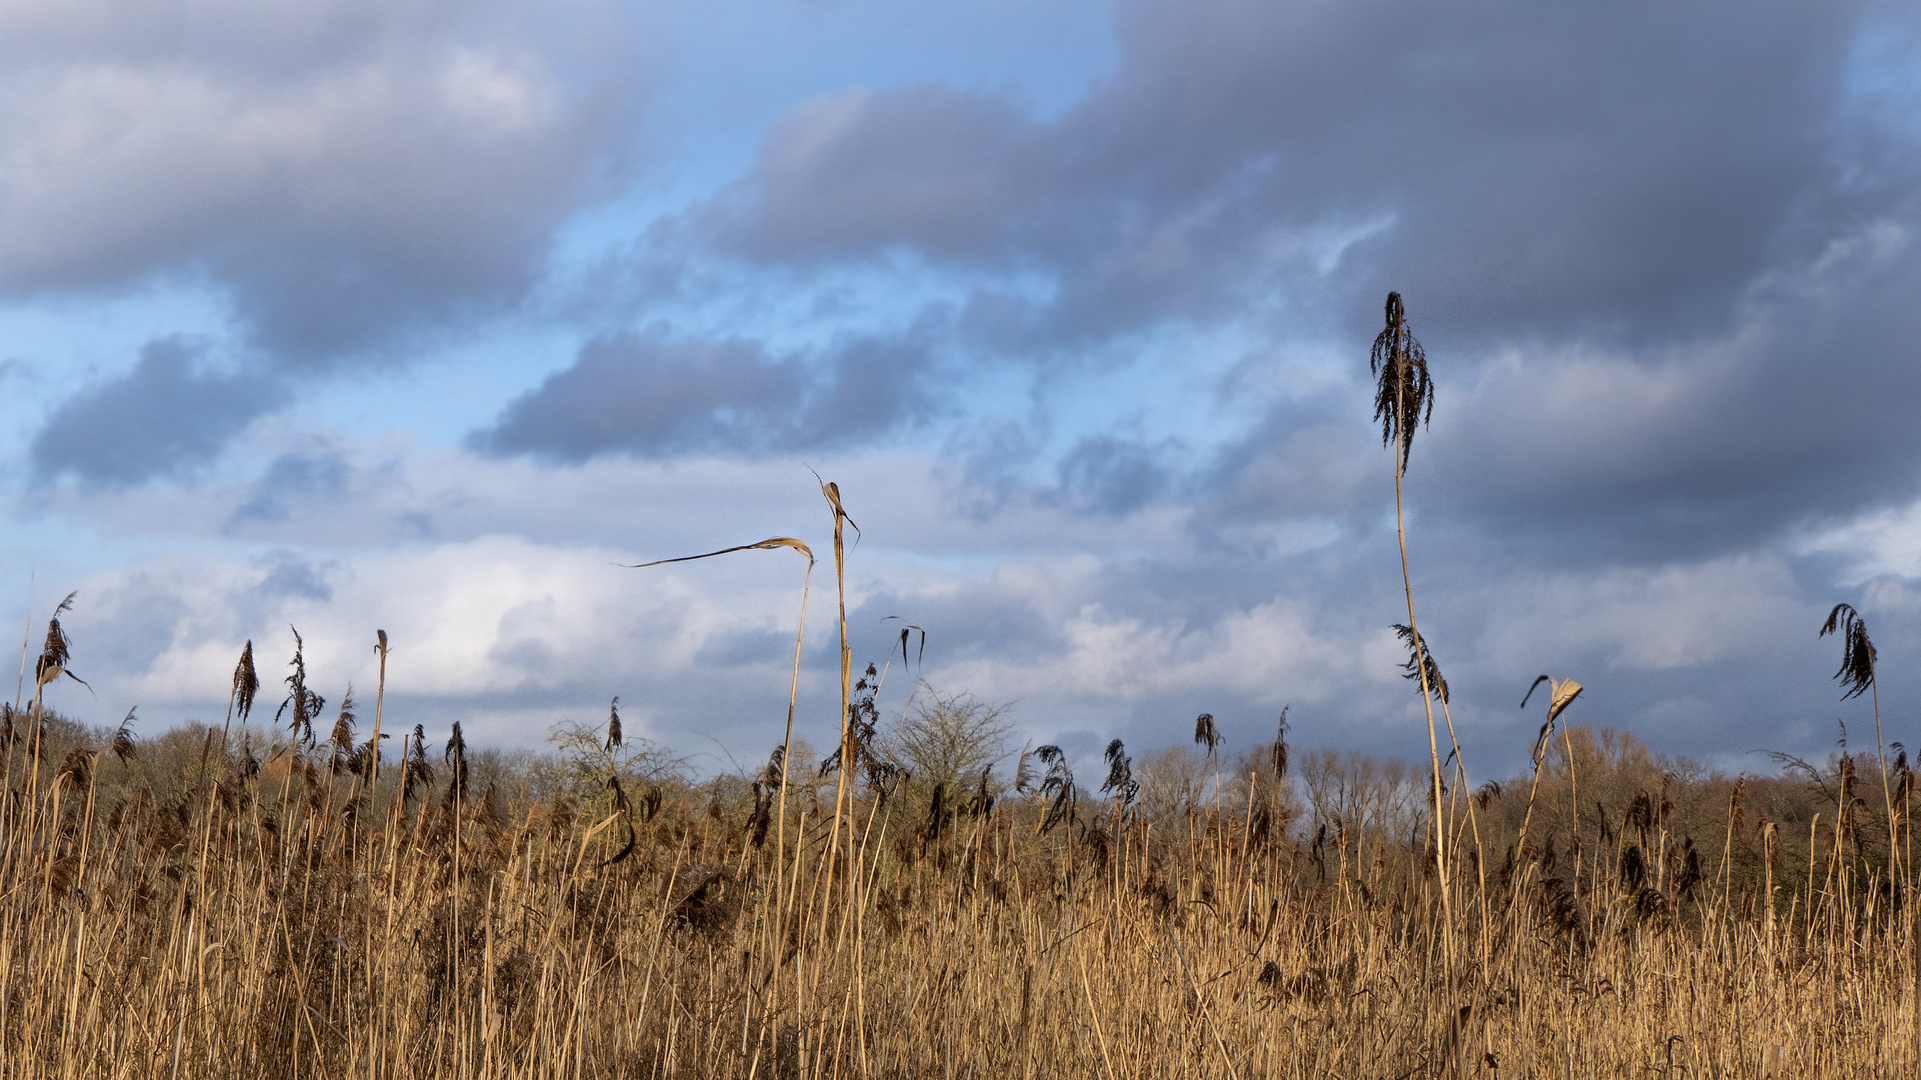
[251,550,335,603]
[230,450,355,525]
[696,0,1895,345]
[30,336,277,486]
[1053,434,1176,516]
[1419,237,1921,563]
[682,0,1921,570]
[473,327,931,460]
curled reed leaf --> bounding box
[625,536,815,570]
[1521,675,1584,767]
[883,617,927,668]
[1819,603,1876,701]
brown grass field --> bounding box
[0,674,1915,1078]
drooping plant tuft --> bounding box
[605,696,623,752]
[1193,713,1221,756]
[1036,744,1075,833]
[1393,624,1448,704]
[1100,739,1138,810]
[1819,603,1876,701]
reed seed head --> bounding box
[1819,603,1876,700]
[1369,292,1434,474]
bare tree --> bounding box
[886,685,1014,792]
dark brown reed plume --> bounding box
[329,688,358,774]
[1369,294,1456,977]
[105,707,138,764]
[27,592,87,800]
[605,696,623,752]
[443,720,469,809]
[1272,706,1290,779]
[32,591,84,694]
[1100,739,1138,814]
[1193,713,1221,755]
[1820,603,1899,877]
[1036,744,1075,833]
[196,640,261,797]
[1392,624,1449,705]
[402,723,433,806]
[1195,712,1223,804]
[823,664,903,801]
[274,626,324,749]
[1369,292,1433,476]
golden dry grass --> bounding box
[0,707,1916,1079]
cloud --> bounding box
[1415,222,1921,562]
[0,0,649,361]
[693,0,1897,345]
[29,336,277,486]
[1053,434,1177,516]
[473,326,931,460]
[230,450,357,525]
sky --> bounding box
[3,0,1921,782]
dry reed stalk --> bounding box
[1370,294,1456,993]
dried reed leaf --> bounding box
[883,616,927,668]
[625,536,815,569]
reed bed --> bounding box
[0,692,1915,1078]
